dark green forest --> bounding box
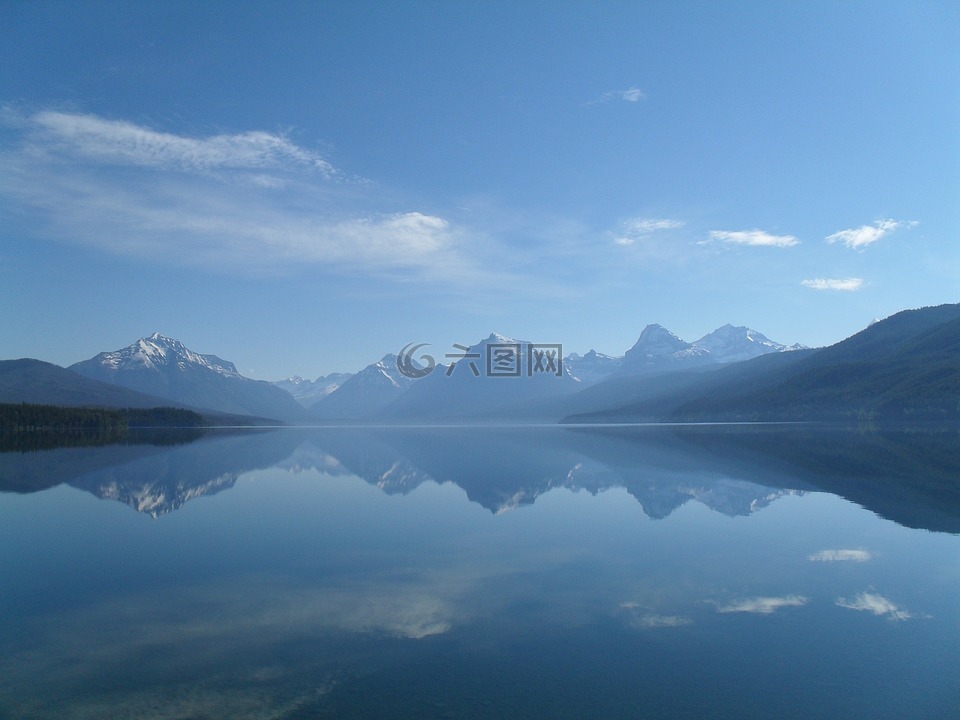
[1,403,205,431]
[0,403,207,451]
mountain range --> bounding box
[273,372,353,407]
[2,303,957,424]
[568,303,960,423]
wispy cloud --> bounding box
[708,229,800,247]
[618,87,647,102]
[613,217,685,246]
[826,219,915,250]
[28,110,337,176]
[801,277,865,291]
[809,549,872,562]
[0,109,479,279]
[836,592,918,621]
[588,86,647,105]
[717,595,808,614]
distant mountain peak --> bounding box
[564,349,622,386]
[486,332,518,344]
[272,372,353,407]
[692,325,796,363]
[69,334,305,421]
[91,333,241,376]
[636,324,689,347]
[308,353,416,419]
[626,324,706,360]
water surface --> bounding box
[1,425,958,719]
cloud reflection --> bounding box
[808,549,872,562]
[835,592,918,621]
[716,595,809,614]
[618,602,692,629]
[631,614,693,629]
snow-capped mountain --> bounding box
[309,354,418,420]
[89,332,240,376]
[301,324,806,419]
[274,372,353,407]
[70,333,305,422]
[620,324,713,374]
[692,324,803,363]
[612,323,803,376]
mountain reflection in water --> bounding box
[1,424,958,720]
[2,424,958,531]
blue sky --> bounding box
[1,1,958,379]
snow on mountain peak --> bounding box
[95,333,240,376]
[485,332,520,345]
[637,323,686,344]
[627,324,701,359]
[692,325,792,363]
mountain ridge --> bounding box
[566,303,960,423]
[4,305,955,425]
[0,358,190,409]
[69,334,305,422]
[308,354,417,420]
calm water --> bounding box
[1,425,958,719]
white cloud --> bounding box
[801,277,865,291]
[29,110,337,176]
[826,219,915,250]
[619,87,647,102]
[613,217,685,245]
[836,592,916,621]
[708,229,799,247]
[808,549,872,562]
[717,595,808,614]
[589,86,647,105]
[0,109,478,279]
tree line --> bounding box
[0,403,206,432]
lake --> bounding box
[1,425,958,719]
